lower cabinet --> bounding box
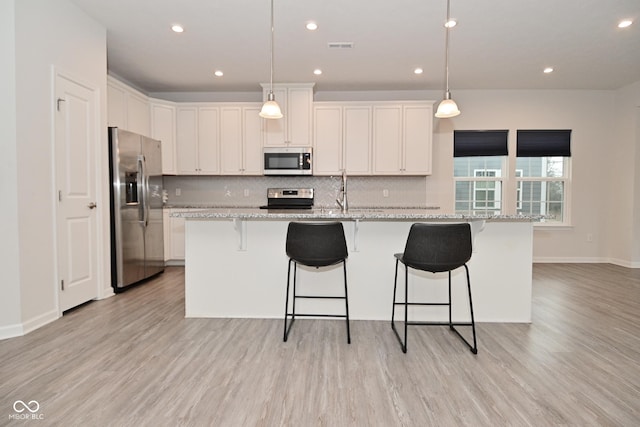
[164,208,203,264]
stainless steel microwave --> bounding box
[263,147,312,175]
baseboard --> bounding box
[22,309,59,335]
[533,257,640,268]
[0,309,59,340]
[0,323,24,341]
[533,257,604,263]
[165,260,185,267]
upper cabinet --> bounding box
[220,104,263,175]
[313,103,372,175]
[176,106,220,174]
[261,83,314,147]
[150,99,177,175]
[372,102,433,175]
[107,76,150,136]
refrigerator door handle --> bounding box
[143,157,150,226]
[137,155,146,223]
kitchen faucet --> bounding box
[336,169,348,213]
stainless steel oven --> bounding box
[263,147,312,175]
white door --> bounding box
[55,73,99,312]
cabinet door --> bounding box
[262,87,287,146]
[373,105,402,174]
[107,83,126,128]
[344,106,372,175]
[243,106,263,175]
[170,213,186,260]
[220,107,243,174]
[151,102,177,175]
[287,87,312,146]
[403,105,432,175]
[198,107,220,174]
[163,209,171,262]
[127,93,150,136]
[176,107,199,174]
[313,106,343,175]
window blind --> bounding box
[517,130,571,157]
[453,130,508,157]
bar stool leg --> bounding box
[343,261,351,344]
[284,260,298,342]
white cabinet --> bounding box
[313,103,372,175]
[176,106,220,174]
[220,104,263,175]
[261,83,314,146]
[163,209,187,263]
[150,99,177,175]
[107,76,150,136]
[372,102,433,175]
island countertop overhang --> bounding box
[170,207,542,222]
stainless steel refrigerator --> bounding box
[108,127,164,292]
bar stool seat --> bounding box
[284,222,350,343]
[391,223,477,354]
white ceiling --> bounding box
[70,0,640,93]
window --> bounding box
[516,130,571,223]
[473,170,501,210]
[454,131,508,215]
[515,157,568,222]
[453,129,571,223]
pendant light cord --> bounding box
[269,0,275,95]
[444,0,451,97]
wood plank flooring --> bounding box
[1,264,639,426]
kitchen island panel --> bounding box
[184,218,532,322]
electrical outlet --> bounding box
[383,189,389,197]
[244,189,250,197]
[175,188,181,196]
[587,233,593,242]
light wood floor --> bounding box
[1,264,639,426]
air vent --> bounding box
[327,42,354,49]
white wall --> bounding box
[0,0,23,337]
[0,0,107,338]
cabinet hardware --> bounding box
[56,98,66,111]
[88,202,97,209]
[61,279,65,291]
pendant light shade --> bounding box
[434,0,461,118]
[260,92,283,119]
[435,92,460,118]
[259,0,282,119]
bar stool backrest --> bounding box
[286,222,348,267]
[402,223,472,273]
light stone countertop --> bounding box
[169,207,542,222]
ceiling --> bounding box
[70,0,640,94]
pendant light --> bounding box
[259,0,283,119]
[434,0,461,118]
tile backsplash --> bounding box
[163,175,431,208]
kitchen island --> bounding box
[173,208,538,323]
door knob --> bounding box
[88,202,97,209]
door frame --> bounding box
[51,67,112,316]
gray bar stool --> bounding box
[391,223,477,354]
[284,222,350,344]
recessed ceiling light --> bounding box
[171,25,184,33]
[313,69,322,75]
[618,20,632,28]
[414,68,423,75]
[214,70,223,77]
[306,22,318,31]
[543,67,554,74]
[444,19,457,28]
